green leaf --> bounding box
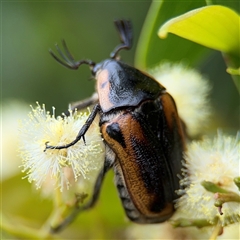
[158,5,240,55]
[134,0,208,70]
[158,4,240,93]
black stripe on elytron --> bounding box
[106,122,126,148]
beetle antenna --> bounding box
[110,20,132,59]
[49,39,95,70]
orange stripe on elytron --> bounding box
[101,113,174,218]
[161,93,186,150]
[96,69,114,111]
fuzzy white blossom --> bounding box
[125,220,210,240]
[177,131,240,226]
[125,221,240,240]
[18,103,105,193]
[149,63,211,136]
[2,101,29,180]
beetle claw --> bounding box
[44,141,49,152]
[44,141,66,151]
[82,135,86,145]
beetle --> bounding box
[46,20,185,228]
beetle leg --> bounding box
[69,93,99,112]
[82,146,115,210]
[51,146,115,233]
[44,104,100,151]
[49,39,95,70]
[110,19,132,59]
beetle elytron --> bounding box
[45,20,185,229]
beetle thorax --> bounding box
[94,59,164,113]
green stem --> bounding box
[205,0,213,5]
[234,177,240,191]
[50,205,80,233]
[171,217,218,228]
[214,192,240,208]
[1,213,55,239]
[209,219,222,240]
[223,53,240,94]
[230,74,240,94]
[43,189,88,233]
[134,1,163,70]
[40,188,63,233]
[50,192,88,233]
[201,181,229,194]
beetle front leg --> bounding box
[69,92,99,112]
[45,104,100,151]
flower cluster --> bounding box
[18,103,104,194]
[177,131,240,226]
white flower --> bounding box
[149,62,211,136]
[177,131,240,226]
[2,100,30,180]
[125,220,210,240]
[126,220,240,240]
[18,103,105,193]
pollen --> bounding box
[18,103,105,193]
[176,131,240,226]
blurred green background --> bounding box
[1,0,239,239]
[2,1,152,239]
[2,1,151,114]
[2,0,239,129]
